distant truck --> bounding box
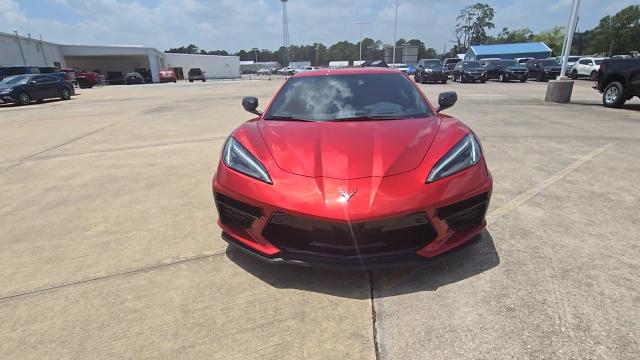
[59,68,99,88]
[595,58,640,108]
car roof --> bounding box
[292,67,402,78]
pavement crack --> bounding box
[0,251,226,302]
[369,270,381,360]
[25,122,119,159]
[27,135,228,161]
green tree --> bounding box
[585,5,640,55]
[455,3,496,48]
[490,27,534,44]
[165,44,199,54]
[533,26,565,56]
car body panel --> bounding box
[212,68,493,267]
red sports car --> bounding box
[212,68,492,268]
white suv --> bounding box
[571,57,608,81]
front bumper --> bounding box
[212,158,493,268]
[422,72,447,81]
[0,94,15,104]
[504,71,527,80]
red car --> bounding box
[212,68,492,268]
[159,68,177,83]
[60,68,98,88]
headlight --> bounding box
[222,137,272,184]
[426,69,432,73]
[427,134,481,183]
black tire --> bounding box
[520,78,526,83]
[61,88,71,100]
[202,79,206,82]
[441,78,447,84]
[189,79,194,83]
[18,92,31,105]
[590,71,598,81]
[536,72,544,82]
[571,70,578,80]
[602,81,626,108]
[414,74,419,82]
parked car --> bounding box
[514,57,534,65]
[125,72,145,85]
[159,68,177,83]
[277,66,295,75]
[59,68,99,88]
[526,59,561,82]
[571,57,608,81]
[188,68,206,82]
[0,66,41,81]
[481,59,527,82]
[106,71,125,85]
[553,56,581,75]
[0,74,73,105]
[595,58,640,108]
[452,61,487,83]
[213,67,492,267]
[257,68,273,75]
[389,63,410,74]
[611,55,632,60]
[293,66,321,74]
[414,59,447,84]
[442,58,462,76]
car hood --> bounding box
[258,117,440,179]
[0,85,16,91]
[506,66,526,71]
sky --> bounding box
[0,0,635,52]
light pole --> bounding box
[392,0,399,65]
[354,21,370,62]
[252,47,258,74]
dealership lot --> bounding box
[1,79,639,359]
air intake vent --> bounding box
[437,192,490,231]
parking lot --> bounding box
[1,78,639,359]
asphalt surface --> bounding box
[1,77,638,359]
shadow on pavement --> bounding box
[571,100,640,112]
[226,230,499,299]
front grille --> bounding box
[214,193,262,229]
[262,213,437,257]
[437,193,490,231]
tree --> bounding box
[533,26,565,56]
[165,44,200,54]
[585,5,640,55]
[490,27,534,44]
[455,3,495,48]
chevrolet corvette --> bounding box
[212,67,492,268]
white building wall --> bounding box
[0,32,64,67]
[163,53,240,79]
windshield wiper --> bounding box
[263,115,314,122]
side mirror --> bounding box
[437,91,457,112]
[242,96,261,115]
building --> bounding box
[464,42,552,61]
[328,61,349,68]
[0,31,240,82]
[383,44,418,65]
[239,61,280,73]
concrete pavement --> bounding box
[1,78,638,359]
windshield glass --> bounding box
[0,75,30,85]
[568,56,581,62]
[499,60,519,67]
[541,60,558,66]
[264,73,433,121]
[422,60,441,67]
[594,59,605,65]
[462,61,482,68]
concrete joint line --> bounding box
[25,122,119,159]
[369,270,381,360]
[0,251,226,302]
[486,142,614,225]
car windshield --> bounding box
[264,73,433,121]
[568,56,581,62]
[594,59,605,65]
[422,60,441,67]
[462,61,482,68]
[499,60,519,67]
[0,75,30,85]
[541,60,557,66]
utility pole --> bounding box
[559,0,580,79]
[14,30,27,65]
[392,0,399,65]
[354,21,370,62]
[39,34,48,66]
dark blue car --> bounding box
[0,74,73,106]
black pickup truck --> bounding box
[596,59,640,108]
